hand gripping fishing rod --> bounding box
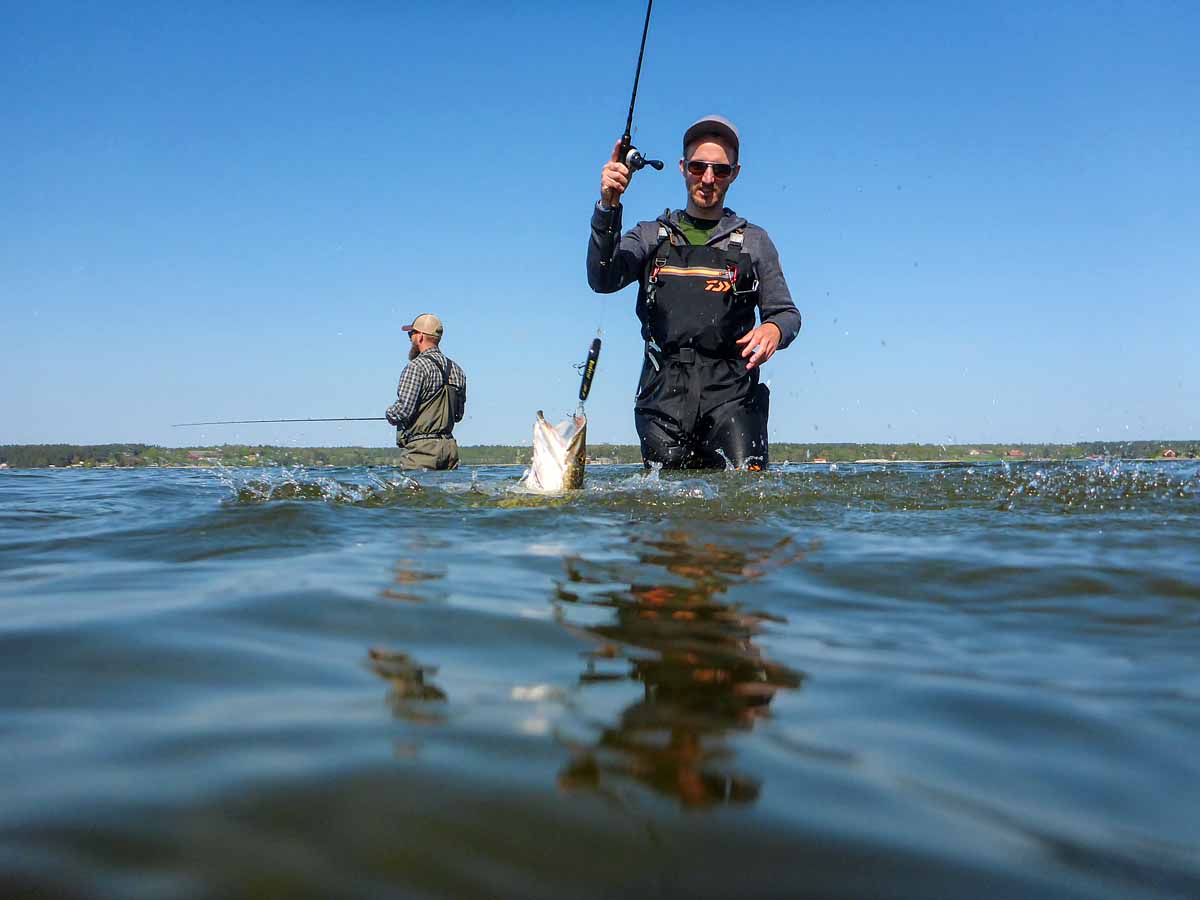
[617,0,663,175]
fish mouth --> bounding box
[524,410,587,493]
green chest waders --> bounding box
[397,357,462,471]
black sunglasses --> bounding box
[685,159,735,179]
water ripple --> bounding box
[1,463,1197,899]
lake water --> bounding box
[1,461,1198,899]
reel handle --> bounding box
[625,147,664,172]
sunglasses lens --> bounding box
[687,161,733,178]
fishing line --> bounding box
[172,417,384,427]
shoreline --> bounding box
[6,457,1193,471]
[5,441,1195,470]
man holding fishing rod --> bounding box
[385,313,467,470]
[587,115,801,470]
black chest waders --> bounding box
[633,219,770,470]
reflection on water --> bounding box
[555,529,805,807]
[381,557,446,604]
[367,646,447,760]
[371,556,449,740]
[368,648,446,709]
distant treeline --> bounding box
[1,441,1196,469]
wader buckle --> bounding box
[646,256,667,307]
[731,276,759,299]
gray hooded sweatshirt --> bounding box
[586,203,801,348]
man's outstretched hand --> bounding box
[737,322,782,370]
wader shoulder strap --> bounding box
[656,210,681,246]
[430,355,466,423]
[724,228,758,297]
[428,354,449,388]
[724,228,745,268]
[723,227,749,291]
[646,216,675,308]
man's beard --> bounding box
[692,185,724,209]
[409,343,420,361]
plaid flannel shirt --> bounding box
[385,348,467,443]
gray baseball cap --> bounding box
[682,115,740,158]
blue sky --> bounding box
[3,0,1197,448]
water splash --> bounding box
[714,449,767,473]
[219,466,421,505]
[994,458,1199,511]
[204,459,1199,520]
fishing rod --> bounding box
[617,0,663,175]
[578,0,661,407]
[172,417,385,427]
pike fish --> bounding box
[522,411,587,492]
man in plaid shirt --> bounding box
[385,313,467,470]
